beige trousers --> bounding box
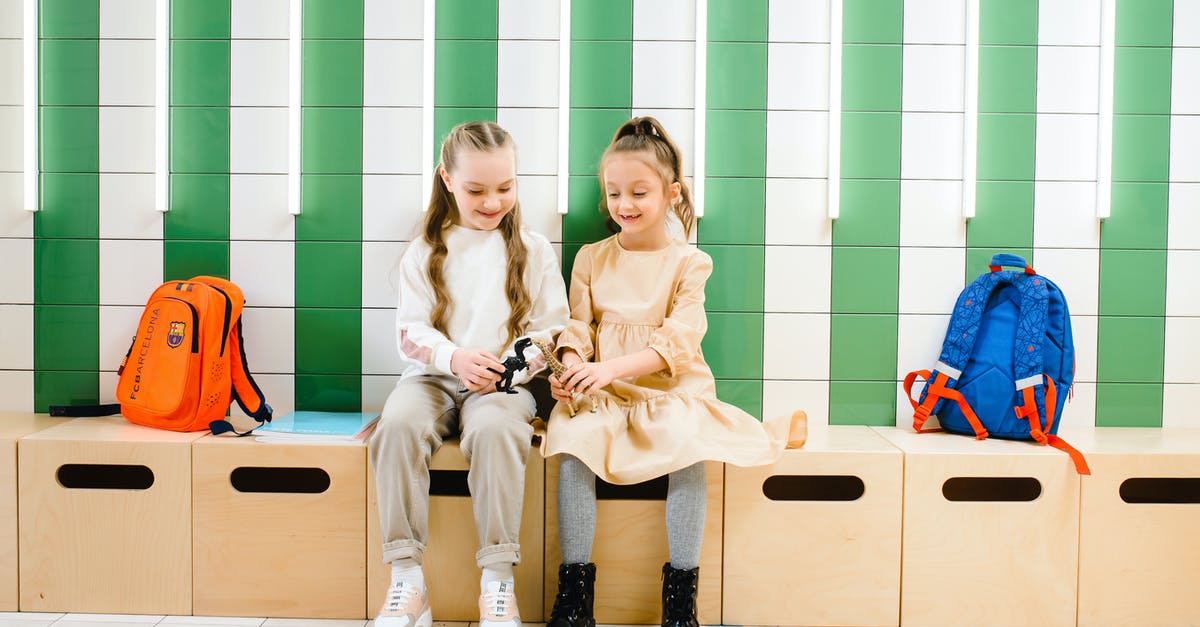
[368,375,536,568]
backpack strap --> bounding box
[209,317,272,436]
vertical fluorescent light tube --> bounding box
[827,0,843,220]
[693,0,706,218]
[155,0,169,212]
[23,0,37,211]
[1096,0,1116,220]
[557,0,570,214]
[961,0,979,219]
[420,0,435,209]
[287,0,301,214]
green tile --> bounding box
[571,0,632,41]
[40,40,98,106]
[561,243,583,287]
[302,108,362,174]
[1114,47,1172,115]
[34,240,97,305]
[1112,115,1170,183]
[980,0,1037,45]
[843,0,902,44]
[171,40,231,107]
[965,246,1032,284]
[563,175,613,243]
[302,0,363,39]
[295,242,362,308]
[171,107,230,173]
[831,248,898,314]
[569,108,631,175]
[1095,383,1163,427]
[840,112,900,180]
[436,0,498,39]
[571,42,632,108]
[842,45,902,112]
[295,309,362,374]
[163,240,230,281]
[171,0,230,38]
[978,46,1036,114]
[701,245,764,313]
[166,174,230,240]
[702,312,763,380]
[967,181,1034,249]
[1116,0,1174,47]
[1096,316,1165,383]
[298,175,363,241]
[36,174,98,239]
[829,314,897,380]
[976,113,1035,181]
[34,372,99,413]
[715,379,763,420]
[1099,249,1167,316]
[708,0,767,41]
[435,40,497,108]
[707,43,767,109]
[434,108,499,164]
[832,179,899,247]
[698,178,765,245]
[40,107,98,173]
[303,40,364,107]
[829,381,895,425]
[1102,183,1168,249]
[34,305,98,370]
[706,110,766,178]
[40,0,98,38]
[295,374,363,411]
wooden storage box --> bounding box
[874,426,1080,627]
[0,414,67,611]
[368,440,545,621]
[192,435,367,618]
[18,416,205,614]
[544,457,723,625]
[723,426,902,626]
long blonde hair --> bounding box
[422,121,530,347]
[598,116,696,239]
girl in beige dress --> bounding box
[541,117,804,627]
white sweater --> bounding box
[395,224,569,385]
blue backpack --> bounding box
[904,254,1090,474]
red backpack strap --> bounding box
[1014,375,1090,474]
[208,315,272,436]
[904,370,988,439]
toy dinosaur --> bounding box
[489,337,532,394]
[531,338,598,417]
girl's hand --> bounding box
[559,360,617,395]
[549,373,574,404]
[451,348,503,391]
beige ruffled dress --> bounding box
[541,235,796,485]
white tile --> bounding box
[231,108,288,174]
[158,617,265,626]
[1169,183,1200,248]
[99,174,161,239]
[98,305,141,372]
[631,41,694,109]
[0,305,32,369]
[232,0,289,39]
[364,0,423,39]
[1033,247,1099,316]
[241,306,295,373]
[1036,113,1099,181]
[0,371,33,412]
[766,110,828,178]
[1177,0,1200,46]
[0,106,20,171]
[764,380,829,426]
[230,174,294,240]
[763,313,830,379]
[769,0,829,43]
[57,615,164,624]
[903,0,965,44]
[898,248,965,314]
[231,373,294,421]
[99,107,155,173]
[0,0,22,38]
[0,174,33,236]
[1163,384,1200,427]
[1173,48,1200,115]
[629,108,695,178]
[1033,181,1101,247]
[0,41,21,105]
[0,612,65,622]
[764,178,831,245]
[497,108,558,176]
[1165,317,1200,383]
[899,180,966,247]
[99,239,162,305]
[1057,381,1095,428]
[260,619,368,627]
[901,45,964,113]
[363,174,424,241]
[500,0,558,39]
[363,374,399,413]
[633,0,694,40]
[516,174,562,240]
[100,0,155,38]
[362,241,405,308]
[900,112,963,180]
[1171,115,1200,182]
[1037,46,1099,114]
[1167,250,1200,315]
[767,43,829,111]
[230,240,294,307]
[231,40,289,106]
[363,307,406,375]
[99,40,155,106]
[895,314,951,392]
[1070,314,1098,383]
[363,40,422,107]
[0,237,31,303]
[764,246,830,312]
[1038,0,1102,46]
[363,107,422,175]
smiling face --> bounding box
[602,153,681,251]
[441,147,517,231]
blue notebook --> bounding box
[254,411,380,441]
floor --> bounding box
[0,616,504,627]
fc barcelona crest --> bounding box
[167,321,186,348]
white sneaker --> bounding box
[479,579,521,627]
[375,580,432,627]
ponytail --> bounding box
[600,116,696,239]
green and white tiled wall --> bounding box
[1,0,1198,428]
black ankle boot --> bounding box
[661,563,699,627]
[548,562,596,627]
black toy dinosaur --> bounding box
[488,337,533,394]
